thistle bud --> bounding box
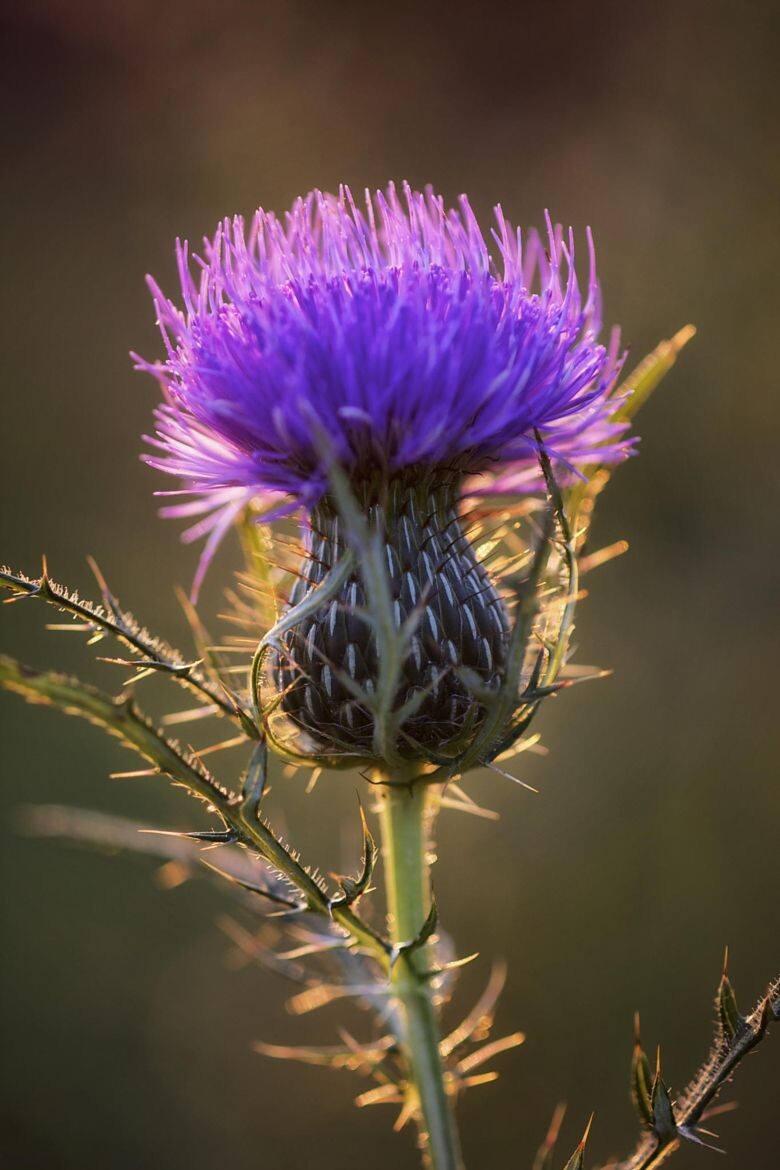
[274,470,508,756]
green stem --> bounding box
[379,781,464,1170]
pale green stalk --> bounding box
[379,781,464,1170]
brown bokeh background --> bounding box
[1,2,778,1168]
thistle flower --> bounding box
[138,184,633,762]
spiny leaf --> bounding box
[595,967,779,1170]
[330,799,378,909]
[649,1051,677,1144]
[717,950,743,1044]
[612,325,696,425]
[239,739,269,826]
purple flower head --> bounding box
[137,183,632,595]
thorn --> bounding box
[122,666,158,685]
[453,1031,525,1075]
[192,733,247,757]
[200,859,300,908]
[440,961,507,1059]
[354,1083,404,1109]
[38,554,55,597]
[393,1098,417,1131]
[561,1113,594,1170]
[484,760,539,794]
[287,981,394,1016]
[86,554,109,596]
[678,1124,725,1154]
[252,1038,385,1070]
[426,951,480,978]
[390,898,438,968]
[578,540,629,574]
[439,792,500,821]
[458,1071,499,1089]
[45,622,95,632]
[86,555,115,606]
[239,738,268,826]
[304,766,323,794]
[160,703,221,727]
[86,554,122,616]
[137,827,236,844]
[217,679,260,739]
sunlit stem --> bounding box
[379,780,464,1170]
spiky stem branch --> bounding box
[597,974,780,1170]
[0,655,389,966]
[379,781,463,1170]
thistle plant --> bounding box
[1,184,776,1170]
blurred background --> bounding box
[1,1,778,1167]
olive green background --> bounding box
[1,2,778,1167]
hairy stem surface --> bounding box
[379,781,463,1170]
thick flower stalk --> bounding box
[4,181,772,1170]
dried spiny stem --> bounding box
[0,562,258,735]
[0,654,232,805]
[595,969,780,1170]
[0,654,390,969]
[21,799,521,1125]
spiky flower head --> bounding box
[138,184,633,765]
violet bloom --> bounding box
[138,184,632,758]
